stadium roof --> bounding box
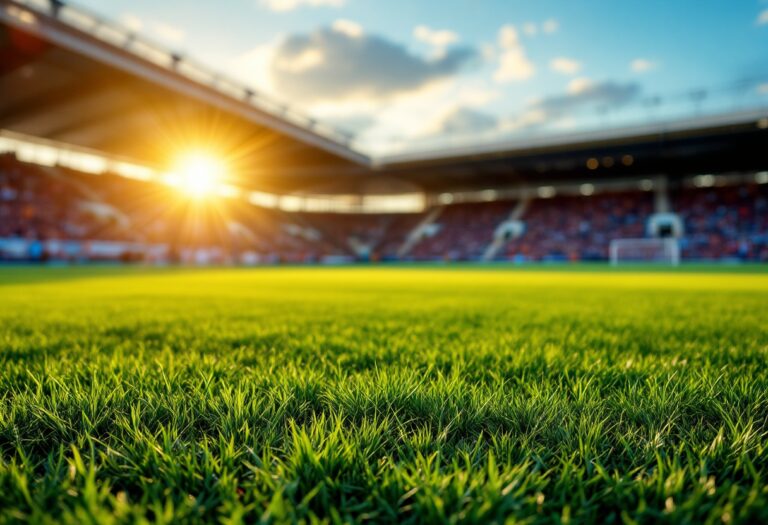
[1,0,768,196]
[0,0,371,194]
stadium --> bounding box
[1,0,767,523]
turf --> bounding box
[1,266,767,524]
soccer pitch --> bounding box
[1,266,767,523]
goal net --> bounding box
[609,238,680,266]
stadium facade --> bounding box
[1,0,767,264]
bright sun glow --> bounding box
[169,152,225,198]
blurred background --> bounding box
[0,0,767,265]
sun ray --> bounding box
[168,151,227,199]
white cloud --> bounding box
[345,83,459,151]
[552,116,577,130]
[269,26,477,104]
[758,83,768,95]
[276,48,325,72]
[261,0,345,12]
[522,20,561,37]
[226,40,280,94]
[550,57,581,75]
[551,80,640,113]
[498,108,546,132]
[499,80,641,134]
[757,9,768,25]
[152,22,185,44]
[630,58,657,73]
[430,106,499,135]
[318,77,501,153]
[480,43,496,63]
[332,19,363,38]
[119,13,143,32]
[414,25,459,56]
[567,77,594,95]
[522,22,538,37]
[493,25,535,83]
[458,86,502,107]
[542,18,559,34]
[495,49,534,82]
[118,13,184,44]
[498,25,519,49]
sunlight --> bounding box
[168,152,226,199]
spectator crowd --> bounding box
[1,154,766,263]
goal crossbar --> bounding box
[609,238,680,266]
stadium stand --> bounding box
[293,212,427,261]
[408,200,517,261]
[673,182,768,261]
[500,191,654,262]
[1,154,327,263]
[1,153,767,264]
[0,155,128,244]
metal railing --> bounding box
[3,0,767,162]
[373,81,768,160]
[3,0,356,147]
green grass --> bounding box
[1,266,767,524]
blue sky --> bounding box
[79,0,768,154]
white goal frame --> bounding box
[609,238,680,266]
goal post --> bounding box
[609,238,680,266]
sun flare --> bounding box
[169,152,226,198]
